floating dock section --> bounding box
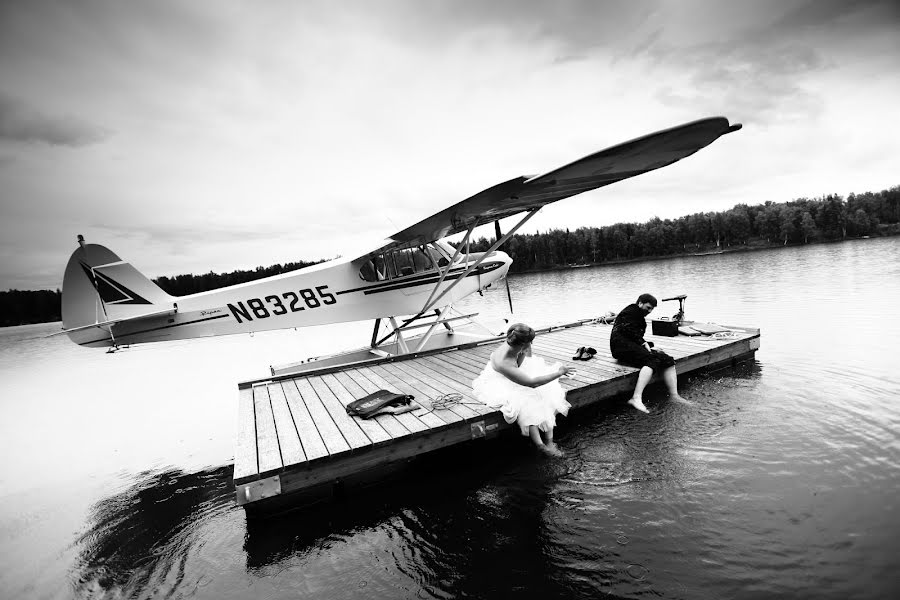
[234,319,760,512]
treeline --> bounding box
[4,185,898,326]
[153,259,324,296]
[464,185,900,272]
[2,260,324,327]
[0,289,62,326]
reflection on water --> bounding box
[73,467,234,598]
[2,237,900,599]
[242,444,557,596]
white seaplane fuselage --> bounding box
[63,243,511,348]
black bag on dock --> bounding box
[651,318,680,337]
[346,390,414,419]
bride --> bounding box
[473,323,576,456]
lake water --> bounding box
[1,237,898,599]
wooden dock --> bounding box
[233,319,760,511]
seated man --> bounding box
[610,293,690,413]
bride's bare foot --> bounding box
[670,394,694,406]
[544,442,564,457]
[627,397,650,413]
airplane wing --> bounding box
[361,116,740,257]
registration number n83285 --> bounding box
[227,285,336,323]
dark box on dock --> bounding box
[651,319,680,337]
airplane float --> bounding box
[60,117,741,370]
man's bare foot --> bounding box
[670,394,694,406]
[627,397,650,413]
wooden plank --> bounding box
[253,385,283,475]
[234,387,258,483]
[367,363,463,426]
[424,353,482,378]
[553,322,749,353]
[276,408,511,497]
[386,361,482,420]
[442,350,527,384]
[541,330,624,365]
[464,349,585,390]
[330,370,413,438]
[334,371,414,439]
[540,334,702,382]
[550,325,753,364]
[290,378,351,456]
[452,346,581,391]
[447,347,587,390]
[415,355,503,415]
[305,376,373,450]
[347,368,431,434]
[280,380,329,462]
[463,343,596,387]
[404,357,481,404]
[534,337,630,376]
[537,330,635,367]
[546,329,634,361]
[397,360,488,415]
[543,327,608,348]
[441,350,487,372]
[267,382,305,467]
[529,341,611,379]
[545,329,607,352]
[521,352,602,387]
[320,373,394,444]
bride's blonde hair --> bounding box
[506,323,535,348]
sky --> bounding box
[1,0,898,291]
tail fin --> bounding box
[62,237,174,346]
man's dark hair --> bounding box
[637,293,657,306]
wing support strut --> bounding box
[418,207,538,316]
[368,208,539,355]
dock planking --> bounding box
[234,319,760,510]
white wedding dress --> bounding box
[472,355,570,436]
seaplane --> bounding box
[60,116,741,373]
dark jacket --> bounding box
[610,303,647,353]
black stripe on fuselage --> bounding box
[336,264,469,295]
[337,261,505,296]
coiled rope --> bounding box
[707,331,740,340]
[415,392,485,415]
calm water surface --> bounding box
[1,237,899,599]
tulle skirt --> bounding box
[472,356,570,436]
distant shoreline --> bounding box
[508,231,898,276]
[3,232,896,328]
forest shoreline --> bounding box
[3,230,896,328]
[510,229,898,275]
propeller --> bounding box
[494,220,515,314]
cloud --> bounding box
[0,92,111,147]
[360,0,659,55]
[773,0,900,32]
[652,41,828,125]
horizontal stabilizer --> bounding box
[50,306,178,337]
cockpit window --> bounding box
[359,244,440,282]
[426,245,450,268]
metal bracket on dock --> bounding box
[470,421,486,439]
[237,475,282,505]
